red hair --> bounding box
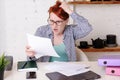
[48,1,69,20]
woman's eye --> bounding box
[56,21,62,23]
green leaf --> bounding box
[0,53,9,71]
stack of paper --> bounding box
[45,62,90,76]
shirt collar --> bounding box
[47,25,53,36]
[47,25,69,40]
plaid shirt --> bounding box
[30,12,92,62]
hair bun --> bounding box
[55,1,61,7]
[48,1,69,20]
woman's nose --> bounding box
[52,23,57,28]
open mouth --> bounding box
[53,29,58,32]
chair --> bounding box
[75,47,89,61]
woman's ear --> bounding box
[65,18,69,25]
[66,19,69,23]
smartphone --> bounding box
[26,72,36,79]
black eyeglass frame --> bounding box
[47,19,65,26]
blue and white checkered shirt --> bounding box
[31,12,92,62]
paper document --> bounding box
[45,62,90,76]
[26,33,59,58]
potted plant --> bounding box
[0,53,9,80]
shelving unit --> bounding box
[80,46,120,52]
[68,0,120,52]
[68,1,120,4]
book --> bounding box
[17,60,38,71]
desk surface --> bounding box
[4,61,120,80]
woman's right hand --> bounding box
[25,45,36,57]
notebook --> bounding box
[17,60,38,71]
[46,71,101,80]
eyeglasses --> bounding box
[47,19,64,26]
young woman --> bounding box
[26,1,92,62]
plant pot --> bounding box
[0,69,4,80]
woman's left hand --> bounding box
[60,1,73,15]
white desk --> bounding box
[4,61,120,80]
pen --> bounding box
[21,61,28,69]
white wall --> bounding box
[75,4,120,45]
[74,4,120,61]
[1,0,55,60]
[1,0,120,61]
[0,0,6,54]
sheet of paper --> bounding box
[45,62,90,76]
[26,33,59,58]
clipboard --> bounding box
[46,71,101,80]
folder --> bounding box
[46,71,101,80]
[46,72,67,80]
[106,66,120,76]
[98,55,120,66]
